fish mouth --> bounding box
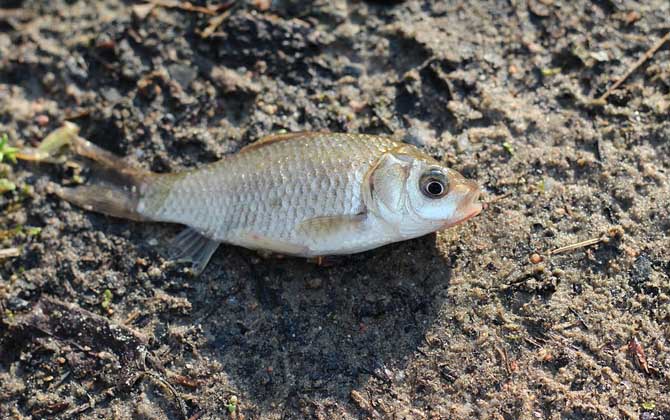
[441,181,483,229]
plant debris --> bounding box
[0,248,20,259]
[628,336,649,374]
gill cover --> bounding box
[367,150,413,216]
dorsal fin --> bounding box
[239,131,321,153]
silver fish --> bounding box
[52,131,482,273]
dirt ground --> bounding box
[1,0,669,419]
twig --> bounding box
[201,1,238,38]
[188,411,206,420]
[569,307,590,330]
[495,346,513,375]
[143,371,189,420]
[201,10,231,38]
[0,8,35,20]
[482,191,512,210]
[593,32,670,104]
[149,0,218,15]
[0,248,20,259]
[628,336,649,374]
[548,236,605,256]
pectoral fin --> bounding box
[296,214,368,239]
[168,228,220,275]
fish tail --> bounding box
[56,172,150,221]
[56,137,171,221]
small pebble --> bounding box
[305,277,323,289]
[251,0,271,11]
[349,100,367,113]
[608,226,624,239]
[529,253,543,264]
[148,266,162,278]
[35,114,49,127]
[261,103,277,115]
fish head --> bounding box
[367,145,482,238]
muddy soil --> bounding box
[1,1,669,419]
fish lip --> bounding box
[440,182,483,229]
[440,202,482,229]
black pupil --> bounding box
[427,181,443,195]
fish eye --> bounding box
[420,169,449,199]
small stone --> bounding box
[210,66,260,94]
[349,100,366,113]
[305,277,323,289]
[132,3,155,20]
[260,103,277,115]
[148,267,162,278]
[42,72,56,90]
[168,63,198,89]
[529,253,543,264]
[35,114,49,127]
[607,226,624,239]
[251,0,271,11]
[623,10,640,25]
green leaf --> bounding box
[0,134,18,164]
[502,142,515,156]
[101,289,113,309]
[0,178,16,193]
[226,395,238,413]
[26,226,42,236]
[642,401,656,411]
[541,67,562,77]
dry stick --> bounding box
[483,191,512,210]
[149,0,218,15]
[201,1,238,38]
[569,307,590,330]
[201,9,232,38]
[0,8,34,20]
[548,236,605,256]
[0,248,20,259]
[594,31,670,104]
[143,371,189,420]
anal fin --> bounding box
[169,228,220,275]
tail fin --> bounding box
[56,170,149,221]
[55,137,153,221]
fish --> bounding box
[48,130,482,274]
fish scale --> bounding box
[146,133,397,243]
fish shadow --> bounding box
[178,233,454,417]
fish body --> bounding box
[58,132,482,273]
